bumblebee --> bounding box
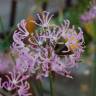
[26,16,36,33]
[54,38,73,56]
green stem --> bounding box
[29,77,44,96]
[49,72,55,96]
[0,88,12,96]
[28,77,37,96]
[36,80,44,96]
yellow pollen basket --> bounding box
[26,16,36,33]
[70,43,78,50]
[69,36,79,50]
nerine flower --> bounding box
[12,19,29,53]
[0,69,31,96]
[29,27,61,48]
[15,51,40,75]
[60,20,84,52]
[5,69,29,86]
[29,31,46,46]
[37,46,72,78]
[11,11,84,79]
[80,1,96,37]
[59,20,84,66]
[2,80,15,91]
[17,81,32,96]
[80,5,96,22]
[31,11,54,28]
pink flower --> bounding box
[81,5,96,22]
[28,31,47,46]
[5,69,29,86]
[2,80,15,91]
[35,46,73,78]
[58,20,84,67]
[40,27,61,46]
[17,81,31,96]
[11,11,84,79]
[0,71,31,96]
[12,20,29,52]
[31,11,54,28]
[15,51,39,75]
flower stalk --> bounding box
[36,80,44,96]
[0,88,12,96]
[49,72,55,96]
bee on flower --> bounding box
[11,11,84,79]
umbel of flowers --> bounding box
[12,11,84,78]
[80,1,96,38]
[81,6,96,22]
[0,11,84,96]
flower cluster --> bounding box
[11,11,84,79]
[0,11,84,96]
[0,69,31,96]
[81,5,96,22]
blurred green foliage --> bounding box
[0,17,12,52]
[64,0,90,26]
[35,0,48,4]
